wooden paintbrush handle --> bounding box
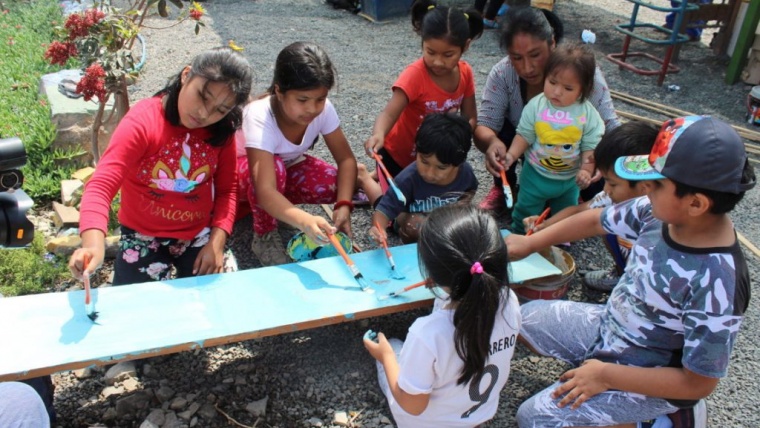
[328,233,354,267]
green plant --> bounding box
[45,0,206,163]
[0,234,71,297]
[0,0,86,203]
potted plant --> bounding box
[44,0,205,164]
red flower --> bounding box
[76,63,107,102]
[64,8,105,40]
[189,9,203,21]
[44,41,77,66]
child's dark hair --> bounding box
[672,159,756,214]
[417,204,511,385]
[544,42,595,102]
[594,121,659,184]
[415,113,472,166]
[411,0,483,49]
[157,47,253,147]
[268,41,336,94]
[500,6,563,51]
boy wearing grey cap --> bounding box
[506,116,756,428]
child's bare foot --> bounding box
[357,163,382,206]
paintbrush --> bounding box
[526,207,551,236]
[82,254,99,321]
[374,220,405,279]
[377,280,428,301]
[499,169,514,209]
[371,152,407,205]
[328,233,374,293]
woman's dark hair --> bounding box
[415,112,472,166]
[157,46,253,147]
[544,42,596,102]
[499,6,563,51]
[673,159,756,214]
[594,121,658,183]
[417,204,511,385]
[411,0,483,49]
[267,41,336,94]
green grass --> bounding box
[0,1,77,294]
[0,0,85,203]
[0,234,71,297]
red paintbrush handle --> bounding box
[372,152,394,182]
[82,254,92,303]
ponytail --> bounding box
[410,0,483,49]
[417,204,510,385]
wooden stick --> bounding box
[611,91,760,142]
[616,110,760,155]
[737,231,760,260]
[214,404,257,428]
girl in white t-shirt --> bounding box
[236,42,373,266]
[364,204,521,427]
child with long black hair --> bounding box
[364,204,521,427]
[70,46,252,284]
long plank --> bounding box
[0,239,559,381]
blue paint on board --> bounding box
[0,235,559,380]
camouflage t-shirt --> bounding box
[592,196,750,379]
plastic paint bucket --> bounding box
[512,246,575,303]
[747,86,760,126]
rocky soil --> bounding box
[38,0,760,427]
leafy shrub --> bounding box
[0,234,71,297]
[0,0,86,203]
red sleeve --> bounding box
[78,102,151,235]
[209,136,238,235]
[392,59,425,103]
[462,61,476,98]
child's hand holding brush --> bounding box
[68,229,106,280]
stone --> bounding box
[197,403,217,420]
[379,415,391,424]
[155,386,175,403]
[169,396,188,411]
[45,234,120,257]
[71,166,96,183]
[72,367,93,379]
[307,416,324,427]
[102,407,118,421]
[101,386,124,399]
[122,377,140,392]
[333,411,349,426]
[104,361,137,385]
[177,402,200,421]
[61,179,83,206]
[52,201,80,229]
[115,391,153,420]
[163,411,181,428]
[143,408,165,426]
[244,396,268,417]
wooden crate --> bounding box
[359,0,414,23]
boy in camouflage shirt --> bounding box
[506,116,756,427]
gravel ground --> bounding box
[49,0,760,427]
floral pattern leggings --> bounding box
[236,154,339,236]
[113,226,238,286]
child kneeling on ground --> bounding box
[364,204,521,427]
[507,116,755,428]
[522,120,659,291]
[367,112,478,244]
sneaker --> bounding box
[483,18,499,29]
[668,399,707,428]
[582,268,620,292]
[251,230,290,267]
[638,414,673,428]
[479,184,507,213]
